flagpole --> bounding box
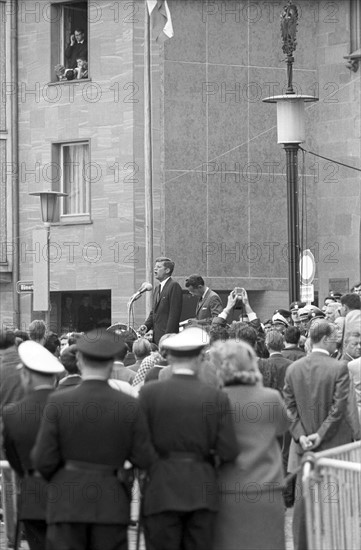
[144,2,154,315]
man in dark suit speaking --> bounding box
[140,257,183,345]
[185,274,223,326]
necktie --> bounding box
[155,285,161,305]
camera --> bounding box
[234,287,246,302]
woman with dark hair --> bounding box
[57,344,82,389]
[210,340,289,550]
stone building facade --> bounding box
[0,0,360,331]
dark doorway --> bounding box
[50,290,111,335]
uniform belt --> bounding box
[65,460,118,474]
[65,460,134,498]
[161,452,208,462]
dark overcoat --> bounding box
[139,373,239,516]
[3,388,53,519]
[32,380,156,525]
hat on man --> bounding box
[162,327,210,356]
[298,305,314,321]
[290,301,306,312]
[308,307,326,322]
[76,328,126,360]
[272,312,289,328]
[275,308,291,319]
[18,340,64,374]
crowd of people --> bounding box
[0,258,360,550]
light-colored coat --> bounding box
[195,288,223,324]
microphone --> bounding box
[131,282,153,302]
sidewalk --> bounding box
[0,523,145,550]
[1,513,293,550]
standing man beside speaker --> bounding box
[139,257,183,345]
[185,274,223,326]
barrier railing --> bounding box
[303,441,361,550]
[0,460,18,549]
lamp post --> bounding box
[262,1,318,304]
[29,191,67,328]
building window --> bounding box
[52,141,91,224]
[351,0,361,52]
[61,142,89,215]
[51,1,89,82]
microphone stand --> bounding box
[127,290,145,331]
[127,285,152,332]
[127,295,137,331]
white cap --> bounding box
[162,327,210,353]
[272,312,289,327]
[18,341,65,374]
[298,305,316,320]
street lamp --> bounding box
[262,1,318,304]
[29,191,67,328]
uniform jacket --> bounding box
[32,380,157,525]
[283,352,356,470]
[144,278,183,344]
[3,388,54,519]
[139,373,239,515]
[194,289,223,325]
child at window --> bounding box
[75,58,88,79]
[64,69,76,80]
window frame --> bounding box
[50,0,89,84]
[52,139,92,225]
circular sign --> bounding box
[300,250,316,285]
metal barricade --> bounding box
[303,441,361,550]
[0,460,18,548]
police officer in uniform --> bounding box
[139,327,239,550]
[3,341,65,550]
[32,329,157,550]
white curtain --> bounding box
[62,143,89,214]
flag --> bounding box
[146,0,174,43]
